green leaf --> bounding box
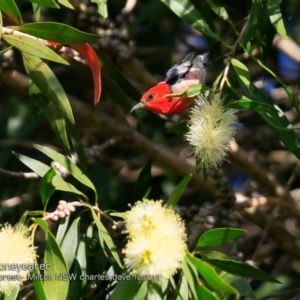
[3,287,19,300]
[90,209,123,268]
[220,272,257,300]
[29,81,49,113]
[91,0,107,18]
[56,216,71,245]
[166,84,210,98]
[27,0,59,9]
[166,173,192,208]
[13,151,88,199]
[13,151,49,176]
[33,144,97,199]
[102,73,134,113]
[231,58,300,160]
[18,22,100,44]
[35,218,69,300]
[67,224,91,300]
[266,0,287,38]
[51,176,88,200]
[133,160,152,201]
[227,98,275,110]
[0,10,2,39]
[45,101,71,155]
[39,167,56,208]
[247,52,300,117]
[187,253,237,294]
[22,53,74,124]
[31,267,47,300]
[3,34,68,64]
[181,256,198,300]
[32,3,40,20]
[241,0,266,45]
[60,217,80,271]
[196,228,246,248]
[0,0,22,25]
[206,0,236,30]
[196,284,218,300]
[110,278,143,300]
[57,0,74,9]
[67,120,88,173]
[161,0,219,41]
[100,52,141,101]
[201,252,280,283]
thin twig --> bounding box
[226,15,250,57]
[0,168,39,178]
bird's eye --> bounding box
[146,93,155,101]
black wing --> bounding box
[164,52,196,85]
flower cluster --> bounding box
[185,94,237,171]
[0,224,36,295]
[123,199,186,279]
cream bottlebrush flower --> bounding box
[123,199,186,279]
[0,224,36,295]
[185,94,237,171]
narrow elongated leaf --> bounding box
[247,52,300,117]
[39,167,56,208]
[32,3,40,20]
[133,160,152,201]
[0,0,22,25]
[67,224,91,300]
[90,0,107,18]
[3,34,68,64]
[19,22,100,44]
[267,0,287,38]
[196,284,218,300]
[161,0,219,41]
[227,98,275,110]
[66,121,88,173]
[23,53,74,124]
[51,176,88,200]
[241,0,266,45]
[29,81,71,154]
[3,287,19,300]
[200,251,280,284]
[56,216,71,245]
[100,52,141,101]
[60,217,80,271]
[206,259,280,283]
[166,84,210,98]
[13,151,88,199]
[0,10,2,39]
[220,272,257,300]
[110,279,142,300]
[13,151,49,176]
[231,58,300,160]
[33,144,97,199]
[57,0,74,9]
[102,73,133,112]
[35,219,69,300]
[197,228,246,248]
[91,209,123,268]
[27,0,59,8]
[206,0,235,30]
[181,256,198,300]
[70,44,101,105]
[166,173,192,207]
[187,253,237,294]
[46,102,71,154]
[31,267,47,300]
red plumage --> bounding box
[130,52,208,115]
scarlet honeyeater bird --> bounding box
[130,52,208,115]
